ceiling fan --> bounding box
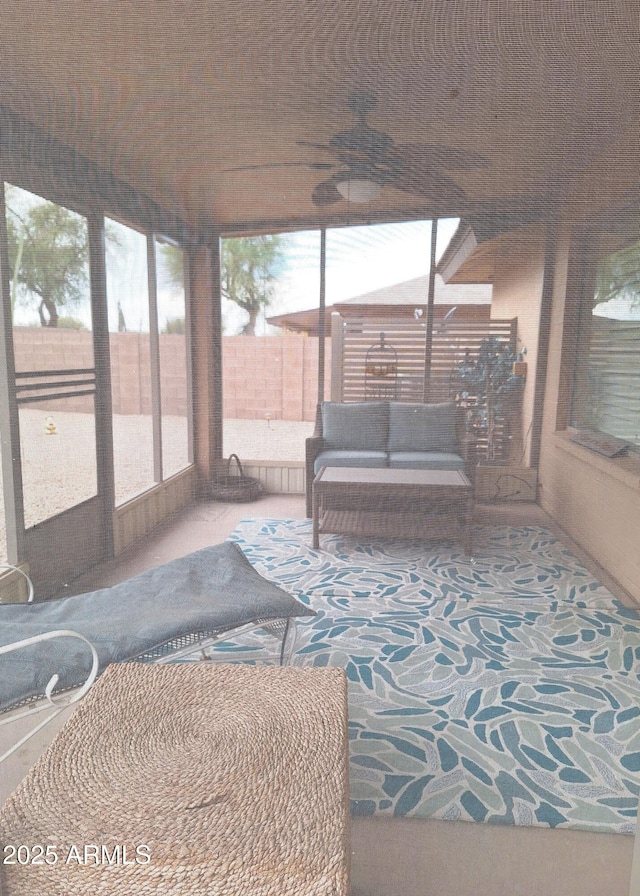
[226,92,489,208]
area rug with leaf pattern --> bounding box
[226,518,640,834]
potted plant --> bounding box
[454,336,527,466]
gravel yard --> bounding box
[223,417,313,463]
[0,410,313,561]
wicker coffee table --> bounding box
[312,466,474,554]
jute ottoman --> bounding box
[0,663,350,895]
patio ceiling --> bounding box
[1,2,639,235]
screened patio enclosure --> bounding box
[0,0,639,612]
[0,117,195,595]
[1,8,640,896]
[3,198,513,595]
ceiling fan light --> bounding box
[336,177,382,203]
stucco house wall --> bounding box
[490,225,546,467]
[539,228,640,602]
[485,221,640,604]
[538,229,640,604]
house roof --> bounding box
[267,274,491,333]
[336,274,491,308]
[0,2,639,234]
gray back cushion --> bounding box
[388,402,458,452]
[321,402,389,450]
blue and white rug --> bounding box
[226,518,640,834]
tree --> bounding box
[221,235,282,335]
[157,242,184,290]
[593,240,640,311]
[6,189,89,327]
[162,316,185,334]
[156,235,284,336]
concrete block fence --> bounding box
[12,328,330,422]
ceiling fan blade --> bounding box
[390,144,489,171]
[296,139,335,153]
[295,139,383,165]
[385,167,469,206]
[224,160,334,173]
[312,179,343,207]
[328,125,394,158]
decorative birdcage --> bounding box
[364,333,398,400]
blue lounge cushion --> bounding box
[321,401,388,451]
[0,542,315,712]
[388,402,458,452]
[314,449,388,474]
[387,451,465,470]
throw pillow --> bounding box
[388,401,458,452]
[321,401,389,450]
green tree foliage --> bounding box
[162,316,186,334]
[221,235,283,335]
[593,240,640,310]
[6,190,89,327]
[158,242,184,290]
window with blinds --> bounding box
[571,220,640,449]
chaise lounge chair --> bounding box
[0,542,315,762]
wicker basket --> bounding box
[211,454,264,502]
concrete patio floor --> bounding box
[1,493,637,896]
[0,415,313,560]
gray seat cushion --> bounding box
[0,542,315,712]
[388,401,458,452]
[314,449,388,474]
[321,401,388,451]
[387,451,465,470]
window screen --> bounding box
[571,216,640,449]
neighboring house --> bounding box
[267,274,492,334]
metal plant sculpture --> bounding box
[454,337,526,464]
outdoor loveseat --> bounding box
[305,400,474,516]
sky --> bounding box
[593,297,640,321]
[222,217,460,335]
[8,180,640,333]
[7,184,186,332]
[6,180,460,334]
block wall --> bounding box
[12,329,329,422]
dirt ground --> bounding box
[0,411,313,560]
